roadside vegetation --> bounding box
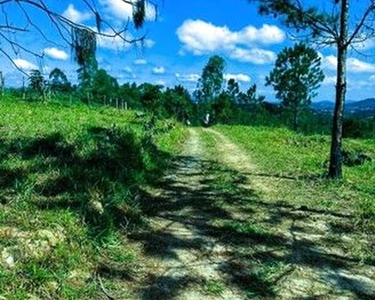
[0,97,186,299]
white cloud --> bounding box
[124,67,133,74]
[87,26,134,51]
[134,59,147,65]
[224,73,251,83]
[322,76,337,85]
[321,54,375,73]
[98,34,132,50]
[152,67,165,75]
[229,47,276,64]
[62,4,91,23]
[238,24,285,45]
[348,58,375,73]
[176,19,283,64]
[12,58,37,70]
[175,73,200,82]
[352,37,375,50]
[144,39,156,49]
[99,0,156,21]
[155,79,166,86]
[43,47,69,60]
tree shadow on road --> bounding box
[126,154,375,299]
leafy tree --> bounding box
[212,92,239,124]
[92,69,119,102]
[164,85,195,122]
[119,82,142,110]
[77,56,98,101]
[139,83,165,115]
[266,43,324,131]
[248,0,375,179]
[195,55,226,116]
[28,69,44,95]
[49,68,71,93]
[238,84,265,113]
[226,78,240,103]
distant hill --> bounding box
[312,98,375,117]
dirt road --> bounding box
[120,127,375,300]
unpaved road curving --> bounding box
[118,127,375,300]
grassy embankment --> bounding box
[197,125,374,297]
[216,125,375,219]
[0,97,186,299]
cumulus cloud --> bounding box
[175,73,200,82]
[321,54,375,73]
[12,58,37,70]
[134,59,147,65]
[43,47,69,60]
[97,33,133,50]
[99,0,156,21]
[62,4,91,23]
[224,73,251,83]
[229,47,276,64]
[176,19,283,64]
[152,67,166,75]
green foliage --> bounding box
[249,0,338,38]
[77,55,98,101]
[49,68,71,93]
[92,69,119,102]
[196,55,226,113]
[216,125,375,219]
[0,98,186,299]
[266,43,324,130]
[212,92,239,123]
[28,69,45,95]
[163,85,195,122]
[138,83,165,115]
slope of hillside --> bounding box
[0,98,186,299]
[313,98,375,116]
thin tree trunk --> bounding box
[293,106,298,131]
[328,0,349,179]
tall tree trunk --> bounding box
[328,0,349,179]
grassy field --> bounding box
[1,97,374,299]
[0,98,186,299]
[216,125,375,219]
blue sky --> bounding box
[2,0,375,101]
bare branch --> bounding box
[346,4,375,47]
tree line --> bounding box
[2,0,375,179]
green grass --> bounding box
[204,280,226,295]
[0,97,186,299]
[215,125,375,219]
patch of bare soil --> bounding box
[117,128,247,299]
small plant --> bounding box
[204,280,226,295]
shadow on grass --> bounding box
[1,128,374,299]
[125,152,375,299]
[0,126,171,240]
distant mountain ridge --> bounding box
[312,98,375,117]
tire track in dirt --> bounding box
[203,128,375,299]
[123,128,247,299]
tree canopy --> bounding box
[266,43,324,131]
